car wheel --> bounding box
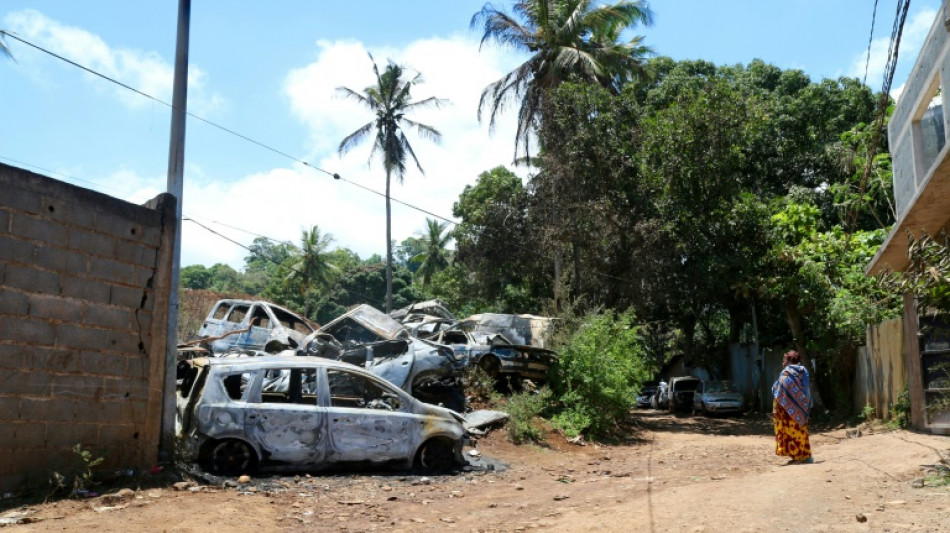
[206,439,256,476]
[479,356,500,379]
[415,439,456,474]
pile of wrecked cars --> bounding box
[392,300,559,389]
[175,298,555,475]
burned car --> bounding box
[299,304,465,411]
[426,328,558,386]
[176,356,469,475]
[667,376,701,412]
[183,299,315,356]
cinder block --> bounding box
[95,212,149,244]
[0,208,8,231]
[89,257,136,284]
[110,284,145,309]
[55,323,102,350]
[132,265,155,288]
[0,187,41,214]
[0,287,29,315]
[89,400,133,423]
[0,342,25,369]
[98,423,138,445]
[4,264,60,295]
[35,245,88,275]
[0,397,22,421]
[0,315,55,344]
[40,196,96,229]
[103,331,141,355]
[46,422,98,448]
[61,275,111,304]
[139,225,162,247]
[100,376,139,400]
[79,350,123,376]
[84,302,132,330]
[26,347,80,374]
[115,244,159,268]
[0,234,36,264]
[51,373,103,399]
[8,423,47,450]
[126,355,150,379]
[0,368,53,397]
[20,397,77,422]
[66,227,115,259]
[28,294,83,322]
[11,213,67,247]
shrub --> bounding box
[550,309,654,438]
[505,388,553,444]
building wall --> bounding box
[853,318,906,420]
[0,163,176,493]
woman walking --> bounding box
[772,350,813,464]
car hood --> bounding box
[702,392,743,402]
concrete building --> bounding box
[867,2,950,433]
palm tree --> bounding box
[471,0,653,159]
[337,55,446,312]
[412,218,453,287]
[286,225,336,319]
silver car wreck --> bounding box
[299,304,465,411]
[183,299,315,356]
[425,328,558,386]
[176,356,469,475]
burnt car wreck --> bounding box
[392,303,559,388]
[296,304,466,412]
[176,356,470,475]
[179,299,316,357]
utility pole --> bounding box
[161,0,190,458]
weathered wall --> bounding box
[0,163,176,493]
[854,318,906,420]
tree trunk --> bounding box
[385,170,393,313]
[783,299,824,410]
[571,239,581,299]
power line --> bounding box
[184,217,385,307]
[2,31,646,289]
[863,0,880,86]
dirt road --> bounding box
[4,411,948,532]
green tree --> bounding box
[412,218,452,287]
[471,0,653,158]
[337,56,446,312]
[180,264,212,290]
[285,226,337,319]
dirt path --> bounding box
[4,412,948,532]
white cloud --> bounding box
[3,9,225,115]
[24,32,534,271]
[848,7,937,95]
[174,35,529,268]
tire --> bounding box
[205,439,257,476]
[415,439,457,474]
[479,356,500,379]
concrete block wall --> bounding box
[0,163,177,493]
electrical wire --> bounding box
[863,0,880,86]
[184,217,385,307]
[0,31,647,288]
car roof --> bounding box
[199,355,363,371]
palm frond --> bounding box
[338,122,375,155]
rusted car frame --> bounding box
[176,356,469,475]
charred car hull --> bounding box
[176,356,469,475]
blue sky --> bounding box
[0,1,941,269]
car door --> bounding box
[245,366,327,467]
[324,368,416,464]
